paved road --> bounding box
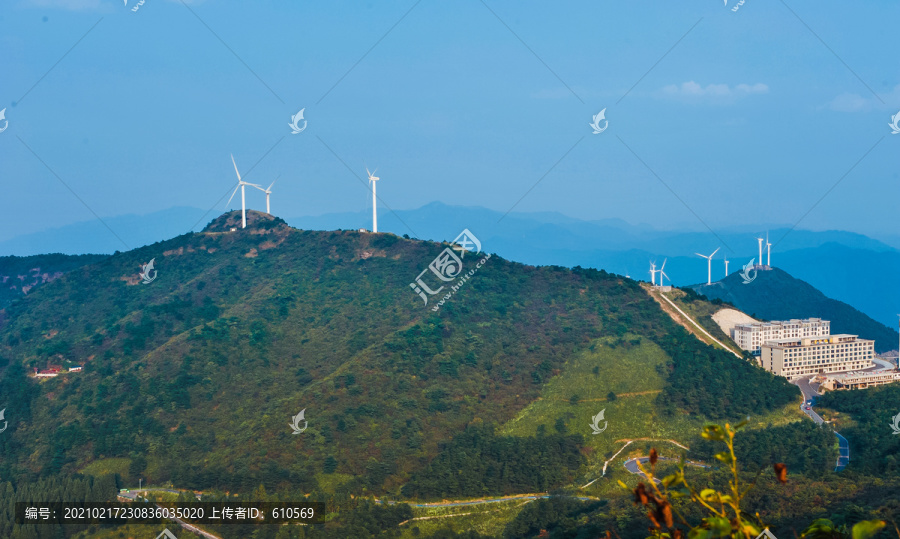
[790,376,850,472]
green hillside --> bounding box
[689,267,899,353]
[0,212,802,520]
[0,254,108,309]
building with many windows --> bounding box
[733,318,830,355]
[820,370,900,390]
[760,334,874,378]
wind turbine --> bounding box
[366,168,379,233]
[695,248,720,285]
[649,261,658,286]
[756,237,764,269]
[226,155,263,228]
[658,258,669,288]
[724,256,729,277]
[766,232,772,267]
[252,176,280,214]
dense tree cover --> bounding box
[501,496,609,539]
[0,254,108,310]
[818,384,900,475]
[654,327,796,420]
[689,420,838,477]
[0,211,799,497]
[401,426,584,499]
[0,474,118,539]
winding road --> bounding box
[791,375,850,472]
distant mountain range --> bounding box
[1,202,897,329]
[688,268,899,354]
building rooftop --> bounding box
[764,334,871,347]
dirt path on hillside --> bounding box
[646,288,742,358]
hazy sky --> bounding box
[2,0,898,243]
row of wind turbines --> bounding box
[226,155,382,232]
[650,234,775,288]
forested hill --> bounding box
[0,253,108,309]
[689,267,899,353]
[0,211,793,495]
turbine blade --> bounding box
[267,176,280,191]
[231,154,242,181]
[712,247,720,256]
[226,184,239,207]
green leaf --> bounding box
[687,528,714,539]
[701,425,725,441]
[714,452,733,464]
[699,489,718,502]
[706,516,732,536]
[661,473,682,488]
[852,520,886,539]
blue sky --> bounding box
[2,0,898,244]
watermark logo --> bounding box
[740,258,757,284]
[289,409,308,434]
[589,108,608,134]
[725,0,746,12]
[0,408,7,434]
[124,0,146,12]
[755,529,776,539]
[289,108,307,134]
[890,411,900,435]
[140,258,157,284]
[589,409,608,434]
[889,111,900,135]
[0,108,8,133]
[156,530,177,539]
[409,229,490,310]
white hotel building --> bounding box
[760,334,875,378]
[733,318,830,356]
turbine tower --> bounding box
[724,257,729,277]
[366,168,379,233]
[649,261,658,286]
[766,232,771,267]
[658,258,669,288]
[756,237,764,269]
[227,154,263,228]
[695,247,720,285]
[253,176,279,214]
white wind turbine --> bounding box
[756,236,764,269]
[695,247,720,285]
[366,167,379,233]
[766,231,772,267]
[724,256,730,277]
[226,154,263,229]
[658,258,670,288]
[649,261,658,286]
[252,175,280,214]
